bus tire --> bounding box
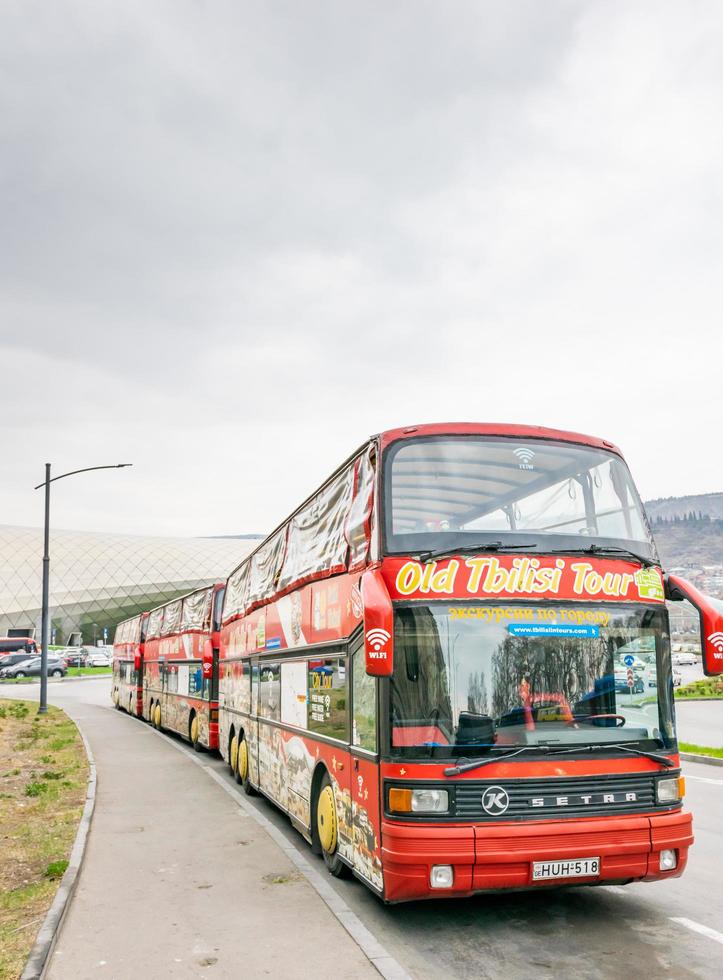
[190,712,202,752]
[229,731,239,776]
[315,773,347,878]
[237,734,257,795]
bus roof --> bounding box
[223,422,624,587]
[378,422,622,457]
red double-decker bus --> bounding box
[141,583,225,751]
[217,423,723,901]
[112,612,148,716]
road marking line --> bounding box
[670,917,723,946]
[605,886,629,895]
[154,726,412,980]
[685,775,723,785]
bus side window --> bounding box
[259,663,280,720]
[352,643,377,753]
[307,658,347,739]
[165,665,178,694]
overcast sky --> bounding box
[1,0,721,538]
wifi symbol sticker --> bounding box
[513,447,536,468]
[366,628,391,653]
[708,632,723,654]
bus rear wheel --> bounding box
[236,735,257,796]
[190,713,203,752]
[229,732,239,776]
[315,773,347,878]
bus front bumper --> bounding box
[380,810,693,902]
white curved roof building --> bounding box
[0,525,260,645]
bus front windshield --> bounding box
[385,436,658,561]
[390,602,676,758]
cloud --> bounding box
[1,1,722,537]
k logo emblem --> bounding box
[481,785,510,816]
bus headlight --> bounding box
[659,849,677,871]
[656,776,684,803]
[389,787,449,814]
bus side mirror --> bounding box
[665,574,723,676]
[361,568,394,677]
[134,652,141,671]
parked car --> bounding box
[0,651,43,670]
[0,657,67,679]
[613,667,645,694]
[672,652,699,666]
[60,648,88,667]
[85,652,111,668]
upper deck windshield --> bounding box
[384,436,658,562]
[390,602,676,758]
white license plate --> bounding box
[532,857,600,881]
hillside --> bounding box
[650,519,723,568]
[645,492,723,522]
[644,493,723,569]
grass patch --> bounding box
[679,741,723,758]
[43,861,68,880]
[0,699,88,980]
[66,668,111,677]
[675,678,723,699]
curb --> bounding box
[680,752,723,768]
[21,720,97,979]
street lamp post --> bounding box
[34,463,132,714]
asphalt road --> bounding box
[5,678,723,980]
[675,701,723,748]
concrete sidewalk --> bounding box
[38,687,377,979]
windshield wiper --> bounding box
[577,742,675,768]
[443,741,674,776]
[545,545,656,567]
[444,745,550,775]
[418,542,537,564]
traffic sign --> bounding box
[623,654,635,667]
[627,668,634,689]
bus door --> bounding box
[350,639,383,889]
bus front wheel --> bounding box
[315,774,347,878]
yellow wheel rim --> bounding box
[190,716,199,744]
[317,784,337,854]
[154,704,161,727]
[230,735,239,772]
[238,739,248,781]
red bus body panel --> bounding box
[143,584,224,750]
